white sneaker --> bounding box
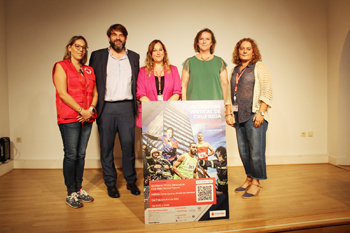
[66,192,84,208]
[77,189,94,202]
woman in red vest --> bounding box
[53,36,98,208]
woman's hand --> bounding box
[225,114,234,127]
[253,102,268,128]
[139,96,151,102]
[77,109,93,122]
[253,112,264,128]
[168,94,180,101]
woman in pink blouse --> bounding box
[136,40,181,128]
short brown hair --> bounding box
[63,36,88,65]
[232,38,262,65]
[193,28,216,54]
[107,24,128,38]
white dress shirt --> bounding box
[105,48,133,101]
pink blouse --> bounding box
[136,65,181,127]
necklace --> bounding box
[154,67,163,78]
[200,54,211,61]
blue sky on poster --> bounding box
[171,100,226,151]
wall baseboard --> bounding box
[10,154,330,170]
[227,154,329,166]
[266,154,329,165]
[328,155,349,165]
[0,160,14,176]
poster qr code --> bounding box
[196,184,214,202]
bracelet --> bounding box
[90,104,96,108]
[225,114,232,117]
[77,107,82,113]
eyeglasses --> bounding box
[73,44,88,51]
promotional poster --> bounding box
[142,100,229,224]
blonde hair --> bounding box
[145,40,171,76]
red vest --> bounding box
[53,59,97,124]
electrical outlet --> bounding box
[16,137,22,143]
[301,132,306,137]
[308,131,313,137]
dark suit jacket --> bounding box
[89,48,140,120]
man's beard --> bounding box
[109,40,126,52]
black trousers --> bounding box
[97,101,137,187]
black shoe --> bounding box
[127,183,141,195]
[107,186,120,198]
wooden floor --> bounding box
[0,164,350,233]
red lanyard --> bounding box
[157,76,162,91]
[234,68,246,92]
[154,69,163,92]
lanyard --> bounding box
[234,68,246,92]
[157,76,162,92]
[154,69,163,92]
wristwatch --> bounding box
[257,111,265,116]
[89,106,95,114]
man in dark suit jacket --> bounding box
[89,24,140,198]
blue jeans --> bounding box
[59,122,93,195]
[235,114,268,180]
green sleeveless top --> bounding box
[174,153,198,179]
[182,56,227,100]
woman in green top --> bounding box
[181,28,228,101]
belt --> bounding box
[105,99,132,103]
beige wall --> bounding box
[0,0,13,176]
[2,0,332,168]
[328,0,350,165]
[0,0,9,138]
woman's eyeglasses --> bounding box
[74,44,88,51]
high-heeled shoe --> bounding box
[242,184,262,199]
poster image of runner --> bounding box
[142,100,229,224]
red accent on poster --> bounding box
[149,178,216,208]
